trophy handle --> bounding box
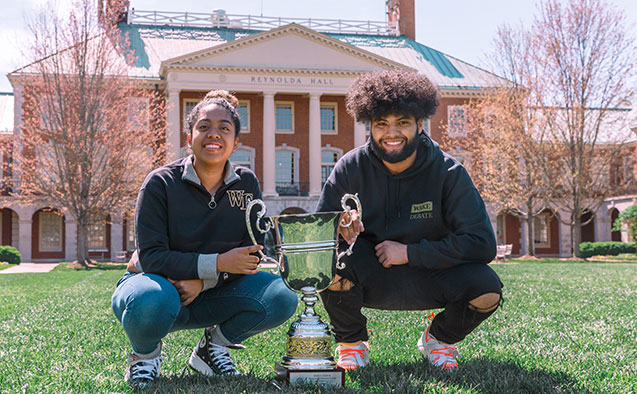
[245,199,279,268]
[336,193,363,269]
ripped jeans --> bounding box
[320,238,503,344]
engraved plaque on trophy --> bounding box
[245,194,362,387]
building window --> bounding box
[275,102,294,133]
[534,213,550,248]
[276,146,301,195]
[88,217,107,250]
[422,118,431,136]
[238,100,250,133]
[183,99,199,133]
[448,105,467,137]
[320,103,337,134]
[230,148,253,170]
[450,149,471,173]
[128,97,149,130]
[39,210,63,252]
[321,148,341,185]
[40,97,59,130]
[623,155,634,183]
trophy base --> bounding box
[274,362,345,387]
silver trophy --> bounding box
[245,194,362,388]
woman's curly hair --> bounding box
[346,71,440,123]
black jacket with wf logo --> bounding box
[135,155,262,288]
[317,133,496,269]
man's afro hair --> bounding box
[346,71,440,122]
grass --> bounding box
[0,262,635,393]
[0,263,16,271]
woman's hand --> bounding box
[339,210,364,244]
[168,278,203,306]
[217,245,263,275]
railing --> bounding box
[276,182,309,197]
[128,9,398,36]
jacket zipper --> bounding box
[208,195,217,209]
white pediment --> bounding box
[161,24,410,74]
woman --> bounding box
[111,91,298,389]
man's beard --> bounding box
[370,134,419,164]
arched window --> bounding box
[88,214,110,251]
[321,146,342,185]
[230,144,255,170]
[38,209,63,252]
[276,145,300,195]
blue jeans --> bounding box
[111,271,298,354]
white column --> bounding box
[354,121,367,147]
[309,94,322,197]
[262,92,277,197]
[65,216,77,261]
[166,89,181,163]
[12,86,24,193]
[18,219,32,261]
[520,218,528,255]
[110,213,124,257]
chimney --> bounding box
[386,0,416,40]
[98,0,130,25]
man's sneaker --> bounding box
[336,341,369,370]
[417,326,460,370]
[125,351,162,389]
[189,328,240,376]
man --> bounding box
[318,71,502,371]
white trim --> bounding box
[275,101,295,134]
[320,102,338,135]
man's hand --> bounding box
[168,278,203,306]
[217,245,263,275]
[375,240,408,268]
[339,209,364,244]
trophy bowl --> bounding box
[245,194,362,387]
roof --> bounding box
[0,93,13,133]
[118,23,505,89]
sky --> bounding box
[1,0,636,93]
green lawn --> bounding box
[0,262,635,393]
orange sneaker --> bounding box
[336,341,369,370]
[416,326,460,370]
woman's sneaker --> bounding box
[189,328,240,376]
[416,326,460,370]
[336,341,369,370]
[125,349,162,389]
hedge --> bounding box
[0,245,21,265]
[579,241,636,258]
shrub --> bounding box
[0,245,21,264]
[579,241,637,258]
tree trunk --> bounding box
[526,198,535,256]
[572,215,582,258]
[76,220,90,267]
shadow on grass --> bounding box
[53,262,126,271]
[349,359,588,394]
[128,359,586,394]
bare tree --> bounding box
[465,0,635,257]
[11,0,164,266]
[530,0,636,257]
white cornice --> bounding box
[163,65,370,77]
[159,23,412,77]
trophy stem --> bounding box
[300,286,318,318]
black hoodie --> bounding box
[316,133,496,269]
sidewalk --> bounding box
[0,262,59,274]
